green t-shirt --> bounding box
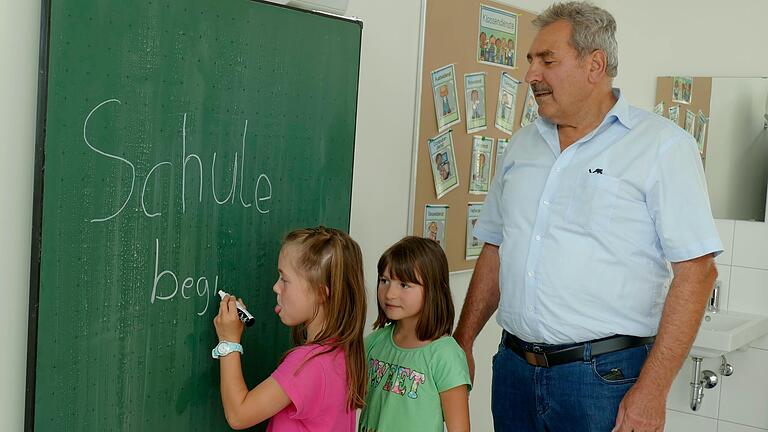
[358,325,472,432]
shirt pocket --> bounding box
[566,173,621,231]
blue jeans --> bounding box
[491,332,653,432]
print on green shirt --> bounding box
[369,358,427,399]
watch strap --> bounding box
[212,341,243,359]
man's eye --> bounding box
[400,282,409,288]
[378,278,388,285]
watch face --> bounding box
[218,342,231,355]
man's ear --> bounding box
[323,285,330,301]
[588,49,608,83]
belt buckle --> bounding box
[524,351,549,367]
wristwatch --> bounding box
[212,341,243,359]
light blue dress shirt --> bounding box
[474,89,723,345]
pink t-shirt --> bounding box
[267,344,355,432]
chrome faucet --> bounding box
[708,280,722,313]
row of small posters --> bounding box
[424,203,484,260]
[431,66,539,134]
[428,130,509,199]
[653,101,709,155]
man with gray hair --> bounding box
[455,2,721,431]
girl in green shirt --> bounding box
[359,237,471,432]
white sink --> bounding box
[690,310,768,358]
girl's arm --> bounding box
[215,296,291,430]
[440,385,471,432]
[219,355,291,429]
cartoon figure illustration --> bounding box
[427,221,440,244]
[435,152,451,181]
[473,152,487,184]
[479,32,488,61]
[439,159,451,181]
[470,89,482,119]
[487,35,496,62]
[500,92,511,121]
[500,39,508,65]
[439,85,452,116]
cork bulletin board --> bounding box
[409,0,538,272]
[655,76,712,165]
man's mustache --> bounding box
[531,83,553,94]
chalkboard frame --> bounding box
[25,0,363,430]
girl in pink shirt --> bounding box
[213,226,367,431]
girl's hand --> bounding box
[214,296,244,343]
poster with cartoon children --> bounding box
[672,76,693,104]
[464,72,487,133]
[423,204,448,249]
[477,5,518,69]
[428,130,459,199]
[431,64,461,132]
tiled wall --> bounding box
[665,220,768,431]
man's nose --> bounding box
[525,63,540,84]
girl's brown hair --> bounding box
[373,236,454,341]
[281,226,367,410]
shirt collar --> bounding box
[534,88,633,152]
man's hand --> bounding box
[612,382,666,432]
[455,337,476,383]
[454,243,501,385]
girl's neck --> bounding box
[305,307,326,343]
[392,319,431,349]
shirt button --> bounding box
[555,168,561,173]
[527,305,534,312]
[535,235,541,241]
[528,271,534,277]
[543,200,550,206]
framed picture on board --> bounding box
[428,130,459,198]
[477,5,518,69]
[431,64,461,131]
[464,72,487,133]
[423,204,448,249]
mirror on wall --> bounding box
[655,76,768,222]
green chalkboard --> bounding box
[26,0,361,430]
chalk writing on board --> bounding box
[150,238,216,316]
[82,98,275,311]
[83,99,274,222]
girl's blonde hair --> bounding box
[373,236,454,341]
[282,226,367,410]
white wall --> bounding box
[345,0,422,327]
[608,0,768,110]
[0,0,41,430]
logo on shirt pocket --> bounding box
[566,172,621,231]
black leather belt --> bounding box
[503,330,655,368]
